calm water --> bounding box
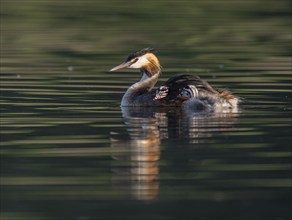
[1,0,292,220]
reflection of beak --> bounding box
[110,61,131,72]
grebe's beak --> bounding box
[110,61,131,72]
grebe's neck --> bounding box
[121,64,161,106]
[126,67,161,95]
[139,72,148,82]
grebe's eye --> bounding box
[132,58,139,63]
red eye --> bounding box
[132,58,139,63]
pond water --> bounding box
[1,1,291,220]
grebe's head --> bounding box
[110,48,161,74]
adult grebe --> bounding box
[110,48,239,112]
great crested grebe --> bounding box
[110,48,239,111]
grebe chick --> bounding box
[110,48,239,112]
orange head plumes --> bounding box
[110,48,161,77]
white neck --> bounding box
[140,72,148,82]
[121,70,160,107]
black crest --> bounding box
[126,48,155,61]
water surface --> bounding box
[1,0,291,220]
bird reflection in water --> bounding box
[111,106,239,200]
[111,113,160,201]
